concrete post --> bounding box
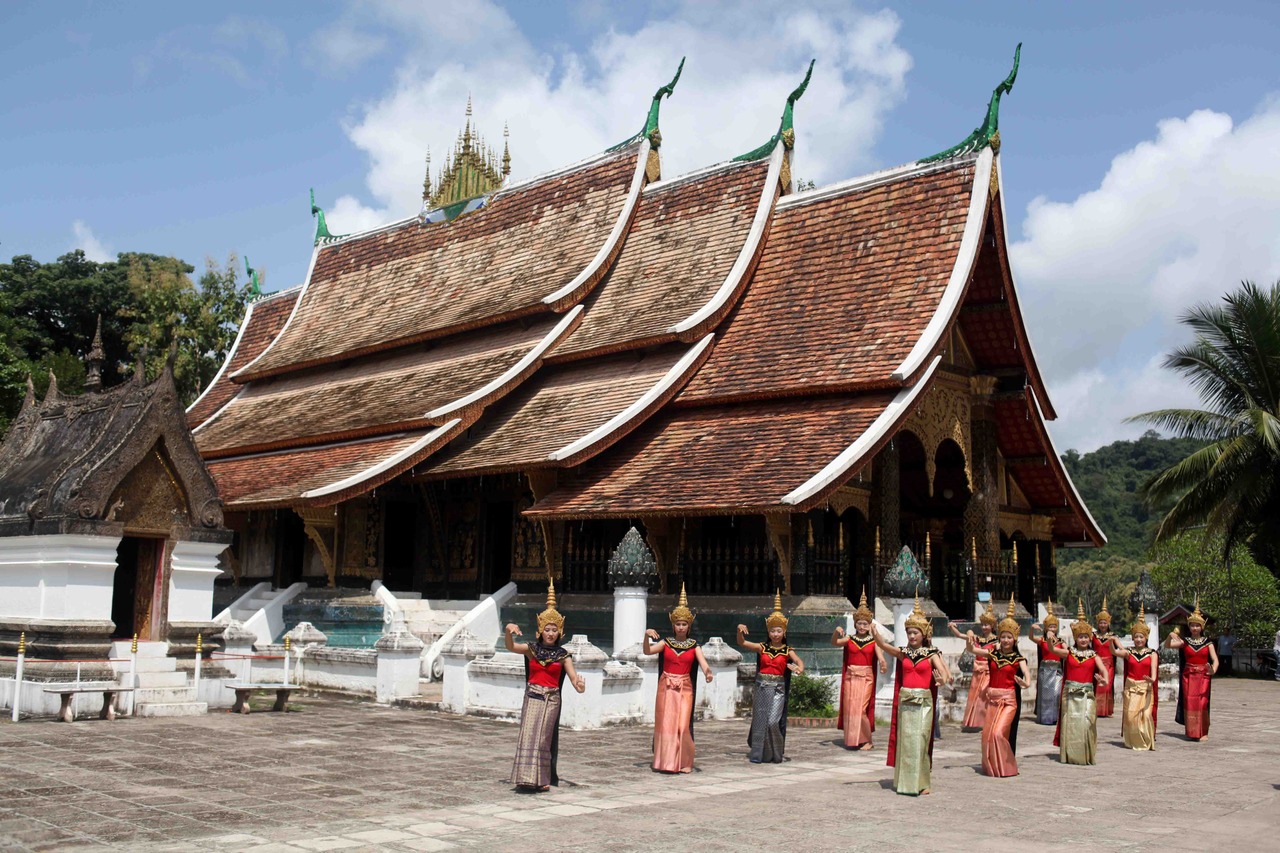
[559,635,608,730]
[700,637,743,720]
[612,586,648,654]
[375,629,426,703]
[440,628,493,714]
[613,641,660,723]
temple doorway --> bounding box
[111,536,166,640]
[481,501,513,593]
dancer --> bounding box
[1092,596,1118,717]
[643,584,713,773]
[949,599,998,731]
[872,595,951,796]
[831,588,886,750]
[1048,600,1109,765]
[505,580,586,791]
[967,596,1030,778]
[1029,598,1064,725]
[737,591,804,763]
[1109,604,1158,750]
[1165,596,1217,741]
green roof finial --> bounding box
[734,59,815,162]
[919,43,1021,164]
[608,57,686,152]
[310,188,346,245]
[244,255,261,298]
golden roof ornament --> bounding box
[424,98,509,210]
[905,588,929,634]
[669,582,693,626]
[1187,593,1206,627]
[1095,594,1112,625]
[853,586,874,624]
[978,597,997,627]
[764,590,788,632]
[537,578,566,634]
[1071,597,1093,637]
[1043,596,1059,629]
[997,594,1020,637]
[1131,603,1149,639]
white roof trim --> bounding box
[993,155,1056,419]
[232,245,322,380]
[1028,390,1107,545]
[776,154,977,211]
[187,299,256,416]
[541,139,651,305]
[890,147,993,382]
[301,419,461,499]
[424,306,583,420]
[667,142,783,334]
[781,355,942,506]
[546,334,714,462]
[500,141,639,196]
[642,157,749,194]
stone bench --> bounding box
[42,684,135,723]
[225,682,294,714]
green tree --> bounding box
[1151,531,1280,649]
[1056,555,1148,629]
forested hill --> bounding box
[1058,431,1206,564]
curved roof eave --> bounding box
[1021,387,1107,546]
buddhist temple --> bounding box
[188,48,1104,632]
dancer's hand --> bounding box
[704,670,713,684]
[737,624,749,636]
[880,661,888,674]
[787,662,800,673]
[833,625,845,638]
[573,676,586,693]
[645,628,660,640]
[505,623,522,637]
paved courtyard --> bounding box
[1,678,1277,852]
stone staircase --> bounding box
[282,589,385,647]
[398,599,470,648]
[110,640,207,717]
[223,585,278,624]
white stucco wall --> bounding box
[0,534,121,620]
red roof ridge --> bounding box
[299,418,462,502]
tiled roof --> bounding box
[422,339,711,479]
[677,159,976,404]
[208,425,461,509]
[194,315,570,457]
[526,393,900,518]
[550,157,775,361]
[187,288,299,429]
[235,144,645,381]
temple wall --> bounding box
[0,534,120,621]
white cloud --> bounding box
[315,0,912,233]
[1011,97,1280,452]
[71,221,114,263]
[308,24,387,73]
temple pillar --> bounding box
[295,506,339,588]
[873,440,901,560]
[963,376,1000,560]
[526,471,563,580]
[765,513,795,595]
[640,517,680,594]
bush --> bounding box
[1152,532,1280,649]
[787,671,836,718]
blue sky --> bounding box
[2,1,1279,452]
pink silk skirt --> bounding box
[981,687,1019,777]
[653,672,695,772]
[841,664,875,748]
[963,660,990,729]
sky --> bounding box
[2,1,1279,454]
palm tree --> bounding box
[1129,280,1280,571]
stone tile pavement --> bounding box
[1,679,1277,852]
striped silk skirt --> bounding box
[981,687,1019,777]
[653,672,695,772]
[1059,681,1097,766]
[840,665,876,748]
[893,687,933,796]
[511,684,561,789]
[748,675,787,763]
[1121,678,1155,750]
[1035,660,1062,725]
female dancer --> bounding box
[1092,597,1118,717]
[872,595,951,795]
[1047,600,1109,765]
[949,599,997,731]
[1165,597,1217,741]
[831,588,887,750]
[1109,604,1158,750]
[1029,598,1063,725]
[643,584,713,773]
[505,580,586,791]
[966,596,1030,778]
[737,591,804,763]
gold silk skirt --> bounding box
[1121,677,1155,750]
[1059,681,1097,766]
[893,687,933,795]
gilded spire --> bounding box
[84,315,105,392]
[426,99,507,210]
[1072,597,1093,637]
[669,582,693,625]
[1043,595,1059,628]
[920,43,1021,163]
[537,578,566,634]
[502,123,511,178]
[997,594,1019,636]
[765,589,788,631]
[905,587,929,633]
[853,586,874,623]
[1187,593,1206,627]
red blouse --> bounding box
[758,646,791,676]
[1064,649,1098,684]
[1124,649,1157,681]
[843,636,877,667]
[1183,639,1213,665]
[1093,634,1116,662]
[899,650,936,689]
[987,651,1024,689]
[973,637,997,672]
[528,657,565,689]
[661,643,696,676]
[1036,638,1062,659]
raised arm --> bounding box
[736,624,763,654]
[1164,629,1185,649]
[831,625,850,647]
[642,628,667,656]
[504,623,530,656]
[1111,641,1131,659]
[1045,642,1070,659]
[966,634,993,659]
[1029,623,1044,642]
[947,621,968,639]
[870,621,904,660]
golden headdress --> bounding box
[978,597,997,627]
[1186,593,1206,627]
[536,579,565,634]
[1071,597,1093,637]
[997,594,1020,637]
[1043,596,1059,629]
[1095,595,1112,625]
[765,590,789,631]
[853,586,875,624]
[1131,603,1149,639]
[669,583,694,626]
[905,589,930,633]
